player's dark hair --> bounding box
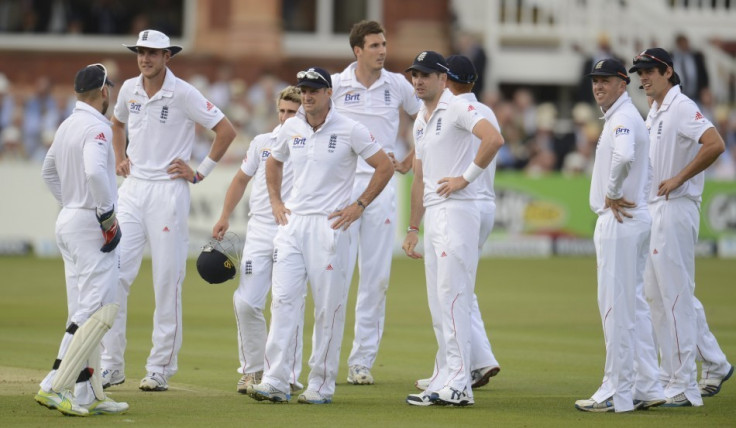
[651,64,679,86]
[349,20,384,50]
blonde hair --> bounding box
[278,85,302,105]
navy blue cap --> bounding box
[586,58,630,85]
[405,51,449,74]
[446,55,477,84]
[296,67,332,89]
[74,64,114,93]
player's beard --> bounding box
[101,98,109,116]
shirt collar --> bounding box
[456,92,478,103]
[74,100,110,124]
[133,67,176,98]
[651,85,681,115]
[602,91,630,120]
[295,99,336,130]
[341,62,387,89]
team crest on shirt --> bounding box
[384,89,391,105]
[328,134,337,152]
[160,106,169,123]
[657,121,663,135]
[292,136,306,148]
[694,111,704,121]
[129,100,142,114]
[344,92,360,105]
[244,260,253,275]
[614,126,630,137]
[260,148,271,159]
[435,118,442,134]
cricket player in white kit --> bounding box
[212,86,304,394]
[37,64,128,416]
[414,55,501,392]
[630,48,731,407]
[247,67,392,404]
[330,20,422,384]
[402,51,504,407]
[101,30,236,391]
[574,58,665,413]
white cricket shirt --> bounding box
[589,92,651,215]
[331,63,421,174]
[42,101,117,212]
[413,89,485,207]
[455,92,500,204]
[271,103,381,215]
[646,85,714,203]
[113,67,225,180]
[241,125,294,220]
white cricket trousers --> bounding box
[234,215,304,383]
[346,174,396,369]
[590,210,663,412]
[644,198,703,406]
[101,177,190,379]
[40,207,118,405]
[423,200,480,396]
[425,202,499,385]
[262,214,351,397]
[694,295,731,380]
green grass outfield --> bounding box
[1,256,734,427]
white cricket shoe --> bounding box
[661,392,692,407]
[247,382,290,403]
[406,391,434,406]
[347,365,374,385]
[430,386,474,406]
[101,369,125,389]
[84,397,130,415]
[699,364,733,397]
[34,388,89,416]
[139,372,168,391]
[575,397,614,412]
[633,398,666,410]
[237,371,262,394]
[297,390,332,404]
[471,366,500,388]
[414,378,431,391]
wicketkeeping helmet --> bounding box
[196,233,242,284]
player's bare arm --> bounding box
[402,158,425,259]
[206,117,237,162]
[437,119,504,197]
[329,150,393,230]
[605,196,636,223]
[265,155,290,225]
[657,127,725,199]
[111,116,129,177]
[213,169,252,239]
[393,147,414,174]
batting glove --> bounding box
[97,208,122,253]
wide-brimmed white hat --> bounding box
[124,29,182,56]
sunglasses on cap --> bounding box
[296,70,330,87]
[88,63,110,91]
[632,53,670,68]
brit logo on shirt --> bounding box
[614,126,630,137]
[344,92,360,105]
[261,149,271,159]
[129,100,142,114]
[160,106,169,123]
[244,260,253,275]
[328,134,337,152]
[384,89,391,105]
[292,136,306,148]
[435,118,442,135]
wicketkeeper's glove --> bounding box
[97,208,121,253]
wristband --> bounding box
[192,171,204,184]
[407,225,419,233]
[462,162,485,183]
[197,156,217,177]
[356,200,366,210]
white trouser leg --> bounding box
[101,180,145,373]
[348,176,396,369]
[645,199,702,405]
[591,211,650,412]
[145,180,189,378]
[262,219,307,393]
[693,296,731,379]
[234,218,276,374]
[634,263,665,402]
[425,202,479,396]
[469,204,497,370]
